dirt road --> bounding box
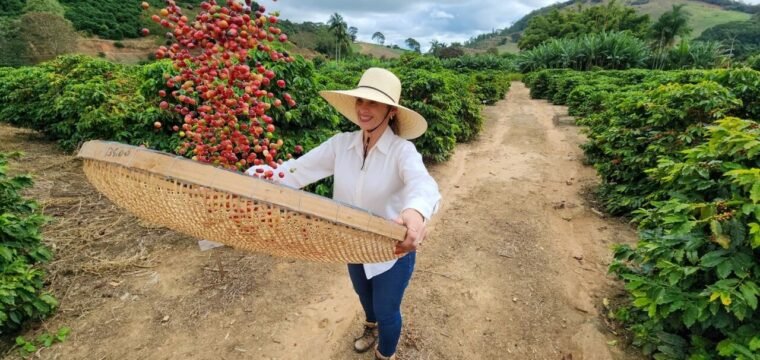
[0,83,640,359]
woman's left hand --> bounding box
[394,209,427,256]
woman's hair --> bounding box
[389,113,399,135]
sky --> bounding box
[266,0,760,52]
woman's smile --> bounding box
[358,113,374,123]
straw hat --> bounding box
[319,67,428,140]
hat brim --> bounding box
[319,89,428,140]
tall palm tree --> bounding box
[651,4,692,48]
[328,13,349,61]
[428,40,446,56]
[650,4,692,69]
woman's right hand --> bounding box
[393,208,427,256]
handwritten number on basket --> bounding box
[105,147,131,158]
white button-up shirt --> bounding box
[246,126,441,278]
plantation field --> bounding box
[0,84,642,359]
[3,37,758,360]
[2,0,759,358]
[634,0,751,39]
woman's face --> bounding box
[355,98,396,131]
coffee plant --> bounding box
[580,81,742,215]
[0,152,56,334]
[611,117,760,359]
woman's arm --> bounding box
[245,134,340,189]
[397,141,441,221]
[394,141,442,255]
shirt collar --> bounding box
[348,126,394,155]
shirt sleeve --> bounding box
[245,134,339,189]
[397,141,441,221]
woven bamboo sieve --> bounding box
[77,140,406,263]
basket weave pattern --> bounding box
[81,154,401,263]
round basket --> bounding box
[77,140,406,263]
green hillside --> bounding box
[466,0,756,53]
[353,42,408,59]
[632,0,751,36]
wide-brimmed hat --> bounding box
[319,67,427,140]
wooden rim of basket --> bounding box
[76,140,407,242]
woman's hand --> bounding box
[394,208,427,256]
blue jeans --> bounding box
[348,251,416,357]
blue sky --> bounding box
[266,0,760,52]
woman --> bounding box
[247,67,441,360]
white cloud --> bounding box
[430,10,455,19]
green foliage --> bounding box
[518,1,651,50]
[697,20,760,60]
[582,81,741,214]
[468,71,514,105]
[59,0,201,40]
[708,68,760,120]
[438,54,516,105]
[520,36,733,72]
[610,117,760,359]
[0,55,179,151]
[16,326,70,357]
[441,54,516,72]
[748,54,760,71]
[59,0,142,39]
[394,53,491,156]
[662,40,726,70]
[517,31,651,72]
[566,82,619,116]
[0,0,25,17]
[0,17,27,67]
[394,67,458,161]
[22,0,65,16]
[650,4,692,49]
[0,152,57,333]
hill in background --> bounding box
[466,0,757,53]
